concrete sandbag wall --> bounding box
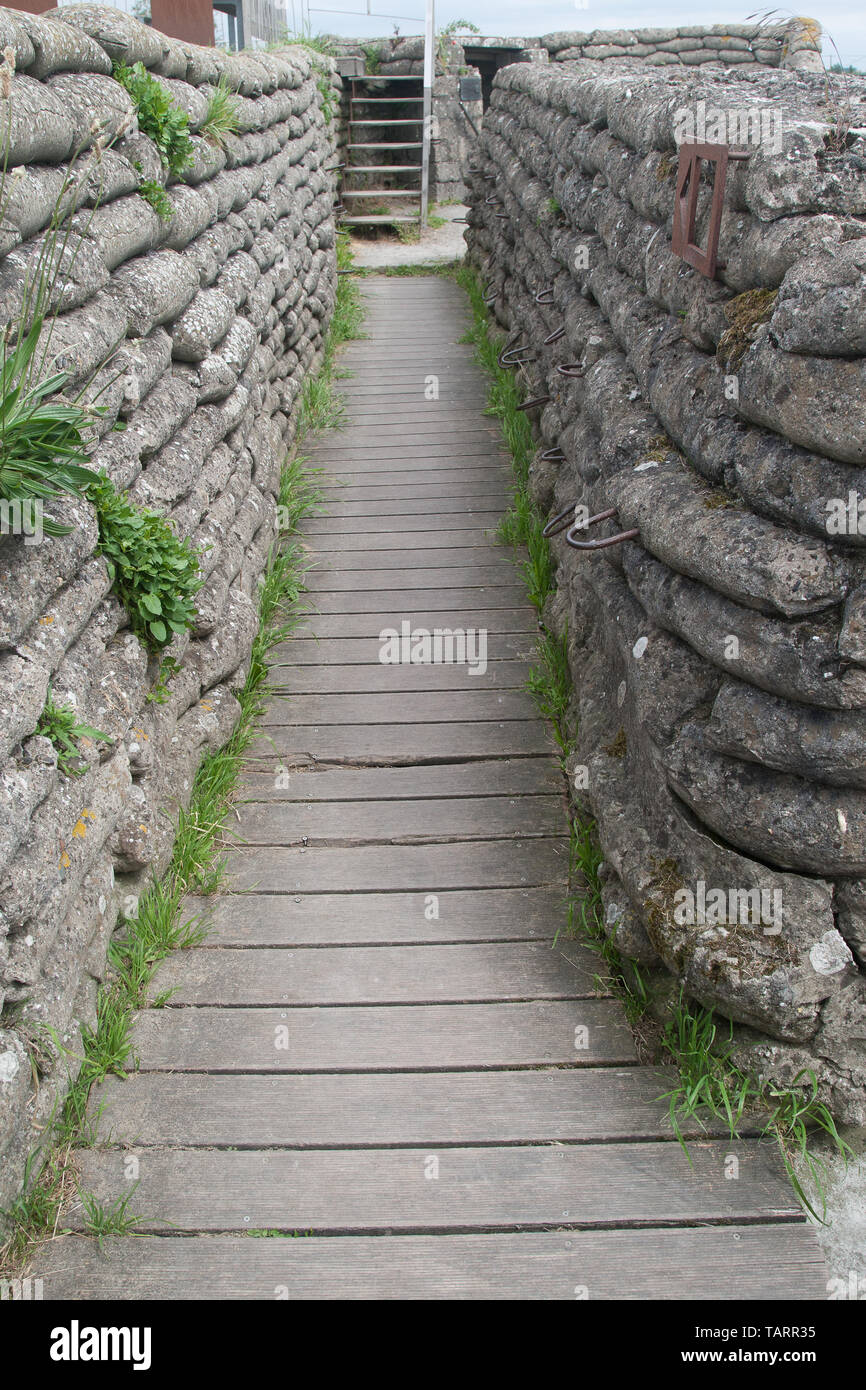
[466,58,866,1121]
[0,5,339,1206]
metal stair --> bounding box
[341,73,425,229]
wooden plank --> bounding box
[289,608,538,638]
[221,838,567,893]
[150,942,600,1007]
[185,886,567,945]
[259,690,539,725]
[87,1066,709,1146]
[70,1139,801,1234]
[302,536,512,557]
[266,636,536,665]
[235,758,561,800]
[303,516,507,537]
[312,498,512,518]
[304,566,521,592]
[228,795,563,846]
[304,548,518,571]
[244,721,552,760]
[128,1008,635,1073]
[31,1227,828,1301]
[303,587,530,613]
[319,474,512,495]
[263,661,534,694]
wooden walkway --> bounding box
[34,277,827,1299]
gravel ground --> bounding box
[348,204,469,268]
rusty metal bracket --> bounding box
[566,525,640,551]
[543,501,596,538]
[566,506,640,551]
[544,503,640,551]
[499,339,536,368]
[671,141,750,280]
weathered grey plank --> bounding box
[302,513,507,535]
[304,566,521,592]
[129,1009,634,1073]
[244,720,553,761]
[31,1227,828,1301]
[260,690,539,725]
[235,757,561,800]
[304,531,509,553]
[231,795,563,845]
[321,471,508,489]
[304,586,531,613]
[89,1065,743,1146]
[151,941,596,1007]
[313,497,512,518]
[264,661,534,693]
[70,1139,801,1234]
[222,839,567,893]
[307,548,513,570]
[185,886,566,945]
[319,479,511,499]
[289,608,538,638]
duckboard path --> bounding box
[32,276,827,1300]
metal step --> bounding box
[347,142,424,151]
[348,119,423,126]
[343,166,423,174]
[341,215,420,226]
[342,189,422,199]
[349,96,425,104]
[353,74,424,82]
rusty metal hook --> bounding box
[516,395,551,412]
[535,286,555,305]
[564,507,640,551]
[543,502,599,538]
[566,526,640,551]
[543,327,565,346]
[556,363,585,379]
[499,339,536,368]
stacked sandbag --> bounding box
[0,5,340,1207]
[466,57,866,1121]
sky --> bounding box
[289,0,866,70]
